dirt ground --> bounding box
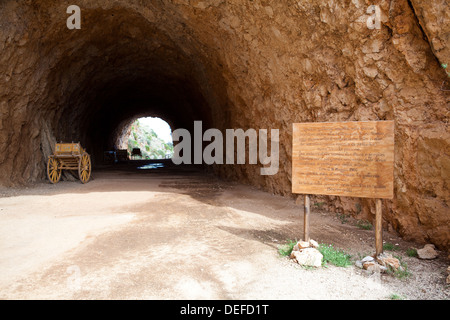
[0,162,448,300]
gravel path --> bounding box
[0,165,448,300]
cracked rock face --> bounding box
[0,0,448,249]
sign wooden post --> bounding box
[375,199,383,256]
[304,195,310,242]
[292,121,394,256]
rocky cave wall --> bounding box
[0,0,448,249]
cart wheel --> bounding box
[47,157,61,184]
[78,153,91,184]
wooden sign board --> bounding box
[292,121,394,199]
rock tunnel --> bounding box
[0,1,448,249]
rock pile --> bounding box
[289,239,323,268]
[355,253,403,273]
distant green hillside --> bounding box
[127,119,173,159]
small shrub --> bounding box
[406,248,417,257]
[318,243,352,267]
[388,293,404,300]
[394,267,410,279]
[393,264,410,279]
[385,255,410,279]
[356,219,372,230]
[336,213,349,224]
[314,202,325,209]
[442,63,450,77]
[278,240,297,257]
[383,242,399,251]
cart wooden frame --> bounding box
[47,142,91,184]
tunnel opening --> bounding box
[28,5,227,177]
[118,116,174,161]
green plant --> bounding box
[395,266,410,279]
[442,63,450,77]
[406,248,418,257]
[388,293,404,300]
[314,202,325,209]
[385,255,410,279]
[300,265,316,271]
[278,239,297,257]
[336,212,349,224]
[318,243,352,267]
[356,219,372,230]
[393,266,410,279]
[383,242,399,251]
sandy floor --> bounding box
[0,163,448,300]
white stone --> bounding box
[292,248,323,267]
[361,256,375,263]
[309,239,319,248]
[297,241,310,249]
[363,261,387,273]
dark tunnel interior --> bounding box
[37,7,228,167]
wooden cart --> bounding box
[47,142,91,184]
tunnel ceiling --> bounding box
[0,0,449,249]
